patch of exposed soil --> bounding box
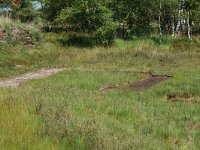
[166,93,198,103]
[100,75,171,92]
[189,122,200,130]
[100,84,121,92]
[0,26,36,45]
[0,68,66,88]
[130,75,171,91]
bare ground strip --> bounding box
[0,68,66,87]
[130,75,171,91]
[0,68,171,90]
[100,75,172,92]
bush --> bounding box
[55,0,116,46]
[35,100,70,142]
[35,100,119,149]
[95,23,116,46]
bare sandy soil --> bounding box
[0,68,66,87]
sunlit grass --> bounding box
[0,89,57,149]
[0,69,199,149]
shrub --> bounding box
[95,23,116,46]
[35,100,119,149]
[55,0,116,46]
[35,100,70,142]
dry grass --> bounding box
[0,15,37,29]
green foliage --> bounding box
[57,0,110,32]
[0,0,10,8]
[95,23,116,46]
[55,0,116,45]
[159,0,179,34]
[43,0,74,21]
[42,0,200,44]
[0,0,41,22]
[15,5,39,22]
[12,0,40,22]
[187,0,200,32]
[2,0,200,39]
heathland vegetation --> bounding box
[0,0,200,149]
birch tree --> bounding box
[42,0,200,38]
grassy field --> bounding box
[0,29,200,149]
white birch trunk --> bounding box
[159,2,162,44]
[176,0,186,34]
[176,7,181,33]
[187,11,192,40]
[172,16,175,37]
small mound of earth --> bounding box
[129,75,171,91]
[0,26,36,45]
[166,93,198,103]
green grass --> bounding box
[0,32,199,78]
[0,92,57,149]
[0,30,200,149]
[0,70,200,149]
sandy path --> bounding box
[0,68,66,87]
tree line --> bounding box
[1,0,200,44]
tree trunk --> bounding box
[159,2,162,44]
[187,11,192,40]
[176,0,186,34]
[172,16,175,37]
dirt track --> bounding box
[0,68,66,87]
[130,75,171,91]
[0,68,171,91]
